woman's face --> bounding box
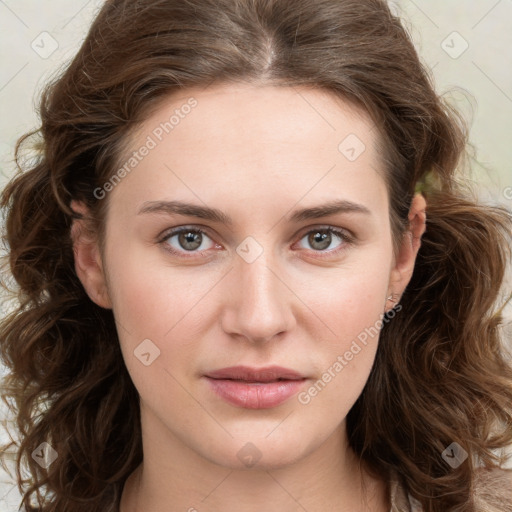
[75,83,423,470]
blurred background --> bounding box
[1,0,511,508]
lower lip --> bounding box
[204,377,307,409]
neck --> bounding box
[120,416,389,512]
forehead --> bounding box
[107,82,387,220]
[137,82,377,151]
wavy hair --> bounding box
[1,0,512,511]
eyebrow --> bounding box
[137,199,372,225]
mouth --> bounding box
[212,378,300,383]
[203,366,308,409]
[204,365,306,382]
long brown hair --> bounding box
[1,0,511,511]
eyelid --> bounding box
[156,224,217,245]
[295,224,355,243]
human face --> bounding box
[96,83,404,470]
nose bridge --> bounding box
[224,237,294,341]
[241,253,281,308]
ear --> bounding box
[386,193,427,311]
[70,200,112,309]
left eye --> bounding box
[159,226,352,258]
[161,228,217,255]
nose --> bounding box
[220,248,296,344]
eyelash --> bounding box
[157,225,355,260]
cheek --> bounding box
[299,260,392,409]
[105,238,205,333]
[104,245,221,390]
[304,257,391,341]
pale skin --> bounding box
[71,83,427,512]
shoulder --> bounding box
[389,466,512,512]
[473,466,512,512]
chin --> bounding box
[202,437,310,471]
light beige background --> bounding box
[1,0,512,508]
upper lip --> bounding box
[205,365,306,382]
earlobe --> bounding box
[386,193,427,310]
[70,200,112,309]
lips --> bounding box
[203,366,308,409]
[204,365,305,382]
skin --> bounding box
[71,83,427,512]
